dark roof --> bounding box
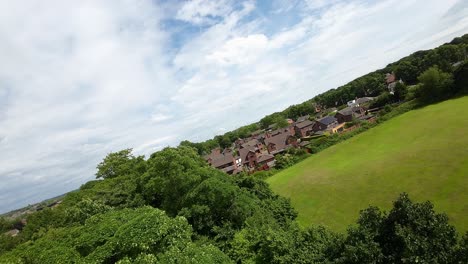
[295,120,314,129]
[337,106,362,116]
[265,132,293,153]
[242,138,260,148]
[257,154,275,163]
[221,165,236,173]
[210,152,234,168]
[296,115,310,123]
[356,97,375,104]
[318,116,337,126]
[239,147,256,164]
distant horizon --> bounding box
[1,0,468,213]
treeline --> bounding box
[180,34,468,154]
[0,147,467,263]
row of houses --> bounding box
[204,97,376,174]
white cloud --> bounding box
[176,0,233,25]
[206,34,269,65]
[0,0,179,212]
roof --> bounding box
[318,116,337,126]
[265,132,293,153]
[257,154,275,163]
[269,126,293,137]
[296,115,310,123]
[242,138,260,148]
[337,106,362,116]
[385,73,396,84]
[239,147,256,164]
[210,152,235,168]
[250,129,264,136]
[295,119,314,129]
[356,97,375,104]
[299,141,311,147]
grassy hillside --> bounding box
[267,96,468,233]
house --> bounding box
[205,149,242,175]
[386,72,403,94]
[330,123,346,133]
[294,120,315,137]
[257,154,275,170]
[335,106,365,123]
[239,147,259,169]
[356,97,375,105]
[347,99,357,107]
[268,126,295,138]
[265,132,297,155]
[385,72,396,84]
[241,138,264,150]
[313,116,338,132]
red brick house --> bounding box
[294,120,315,137]
[257,154,275,170]
[313,116,338,132]
[335,106,365,123]
[205,148,242,175]
[239,147,259,169]
[265,132,297,155]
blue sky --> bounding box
[0,0,467,213]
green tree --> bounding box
[393,82,407,101]
[394,60,420,84]
[273,115,289,128]
[453,60,468,94]
[417,66,454,103]
[340,193,458,263]
[96,148,146,179]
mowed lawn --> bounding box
[267,96,468,233]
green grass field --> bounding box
[267,97,468,233]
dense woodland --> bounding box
[1,35,468,263]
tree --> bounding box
[273,115,289,128]
[340,193,458,263]
[393,82,407,101]
[453,60,468,94]
[96,149,146,179]
[417,66,453,103]
[394,60,420,84]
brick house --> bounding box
[265,132,297,155]
[313,116,338,132]
[205,149,242,175]
[294,120,315,137]
[335,106,365,123]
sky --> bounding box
[0,0,467,213]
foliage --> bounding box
[453,60,468,95]
[0,207,231,263]
[96,148,146,179]
[339,193,458,263]
[417,66,454,103]
[369,92,393,108]
[393,82,407,101]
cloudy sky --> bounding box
[0,0,467,213]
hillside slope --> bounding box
[267,96,468,233]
